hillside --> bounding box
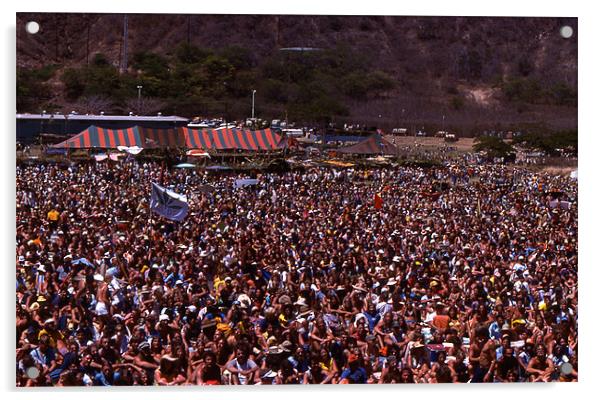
[16,13,577,134]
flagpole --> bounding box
[160,162,165,186]
[148,182,153,227]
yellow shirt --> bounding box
[47,209,60,221]
[213,277,226,291]
[278,313,290,327]
[319,358,333,371]
[38,329,64,348]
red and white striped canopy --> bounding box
[53,126,282,152]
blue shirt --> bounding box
[30,346,55,367]
[341,367,367,384]
[94,372,111,386]
[489,322,502,340]
[363,311,380,332]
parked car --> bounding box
[444,133,459,142]
[391,128,408,135]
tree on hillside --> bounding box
[513,130,577,156]
[473,136,515,159]
[124,97,166,115]
[17,65,59,112]
[73,95,114,114]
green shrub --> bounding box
[61,68,86,100]
[502,77,542,103]
[132,52,170,79]
[473,136,515,158]
[175,43,212,64]
[450,96,464,110]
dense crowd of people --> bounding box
[15,158,578,385]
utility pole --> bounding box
[275,16,280,48]
[86,17,90,65]
[137,85,143,114]
[187,15,191,45]
[54,15,59,61]
[121,14,128,74]
[223,82,229,125]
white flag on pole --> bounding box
[150,183,189,222]
[234,179,259,189]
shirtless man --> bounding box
[527,344,555,382]
[469,328,496,382]
[94,274,110,318]
[479,335,498,382]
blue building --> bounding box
[17,113,190,144]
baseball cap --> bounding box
[260,369,277,379]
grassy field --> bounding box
[385,136,476,152]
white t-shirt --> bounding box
[227,358,257,384]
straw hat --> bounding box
[294,297,308,307]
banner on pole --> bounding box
[150,183,189,221]
[234,179,259,189]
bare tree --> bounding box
[73,95,115,114]
[125,97,166,115]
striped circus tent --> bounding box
[139,127,186,148]
[182,128,282,151]
[54,126,282,151]
[335,134,399,156]
[53,126,147,149]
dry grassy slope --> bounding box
[16,14,577,129]
[385,136,476,152]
